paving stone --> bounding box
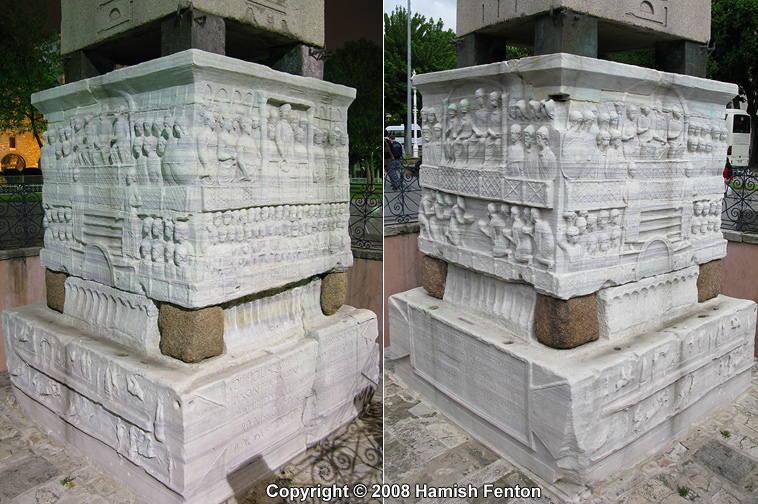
[424,421,470,450]
[710,487,742,504]
[0,456,61,500]
[90,477,119,497]
[408,402,436,417]
[393,418,448,463]
[695,440,758,484]
[386,438,426,483]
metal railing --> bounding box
[0,178,44,250]
[722,168,758,232]
[383,163,421,225]
[349,179,382,250]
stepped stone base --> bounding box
[388,287,756,488]
[3,302,378,504]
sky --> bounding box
[384,0,457,33]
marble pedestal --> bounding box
[392,54,756,498]
[4,278,378,504]
[388,280,756,495]
[3,50,379,503]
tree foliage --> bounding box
[708,0,758,163]
[383,7,457,126]
[0,0,62,149]
[324,38,383,172]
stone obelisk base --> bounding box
[388,282,755,497]
[4,289,378,504]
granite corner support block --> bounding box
[698,259,722,302]
[45,269,68,313]
[158,303,224,363]
[320,272,347,316]
[535,293,599,349]
[420,255,448,299]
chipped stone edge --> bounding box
[384,223,420,237]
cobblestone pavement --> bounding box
[0,371,382,504]
[385,360,758,504]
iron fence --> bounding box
[349,179,382,250]
[722,168,758,232]
[383,163,421,225]
[0,177,44,250]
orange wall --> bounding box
[0,250,47,371]
[346,254,383,334]
[383,231,423,347]
[721,240,758,357]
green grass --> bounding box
[727,179,758,192]
[677,485,689,497]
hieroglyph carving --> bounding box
[415,54,736,298]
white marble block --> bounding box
[3,299,378,504]
[33,49,354,309]
[415,53,736,299]
[389,288,756,487]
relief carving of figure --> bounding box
[325,128,340,181]
[562,111,589,179]
[529,208,554,269]
[557,226,583,270]
[236,116,260,182]
[508,124,524,177]
[535,126,557,180]
[275,104,296,164]
[197,111,218,185]
[479,203,510,257]
[445,195,474,246]
[444,103,459,165]
[313,128,326,182]
[111,105,131,165]
[523,125,539,178]
[484,92,502,167]
[162,116,198,185]
[511,206,533,265]
[217,114,237,183]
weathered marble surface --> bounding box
[61,0,325,55]
[415,54,736,299]
[389,287,756,486]
[457,0,710,47]
[3,296,378,504]
[33,49,354,309]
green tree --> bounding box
[324,38,382,178]
[708,0,758,163]
[0,0,62,149]
[383,7,457,126]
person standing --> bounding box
[386,134,404,190]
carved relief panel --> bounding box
[32,50,355,308]
[415,54,736,298]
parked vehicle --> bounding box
[385,124,422,148]
[725,109,751,167]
